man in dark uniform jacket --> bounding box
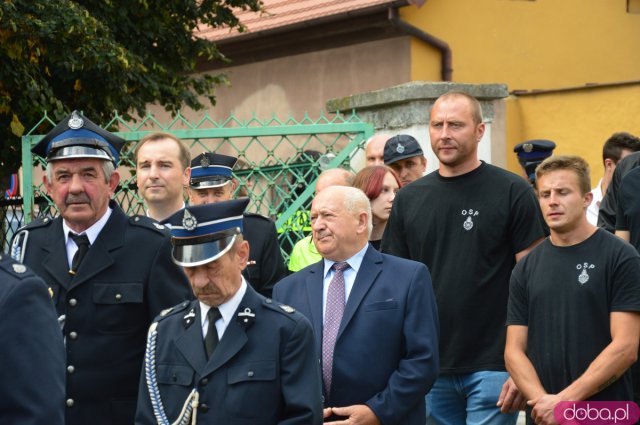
[11,111,192,425]
[0,253,65,425]
[188,152,287,297]
[135,199,323,425]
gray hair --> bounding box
[341,186,373,237]
[46,160,115,184]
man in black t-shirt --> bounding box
[382,92,547,424]
[506,155,640,425]
[616,165,640,251]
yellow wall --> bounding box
[506,84,640,186]
[403,0,640,89]
[401,0,640,184]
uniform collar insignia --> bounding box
[237,307,255,328]
[183,308,196,328]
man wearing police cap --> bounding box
[188,152,287,297]
[0,253,65,425]
[11,111,192,425]
[135,199,323,425]
[513,139,556,185]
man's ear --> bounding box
[43,174,52,195]
[108,170,121,195]
[183,167,191,187]
[236,240,250,270]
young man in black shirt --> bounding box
[506,155,640,425]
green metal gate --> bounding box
[20,111,374,261]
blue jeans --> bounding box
[426,371,518,425]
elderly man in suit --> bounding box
[11,111,192,425]
[135,199,323,425]
[273,186,439,425]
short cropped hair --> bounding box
[135,132,190,170]
[602,132,640,164]
[535,155,591,196]
[435,91,484,124]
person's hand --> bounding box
[324,404,381,425]
[496,376,527,412]
[323,408,333,419]
[529,394,561,425]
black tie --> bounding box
[69,233,90,275]
[204,307,222,359]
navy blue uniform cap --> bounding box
[164,198,249,267]
[190,152,238,189]
[31,111,125,165]
[514,139,556,183]
[384,134,424,165]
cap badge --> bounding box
[68,111,84,130]
[523,143,533,153]
[396,143,405,154]
[200,155,210,167]
[12,263,26,274]
[182,209,198,231]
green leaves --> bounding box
[0,0,262,176]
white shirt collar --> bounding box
[199,277,248,338]
[322,243,369,278]
[63,207,113,245]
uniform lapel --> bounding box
[41,219,73,290]
[305,263,324,358]
[175,302,208,373]
[337,246,382,340]
[68,207,124,289]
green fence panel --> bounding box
[21,111,374,262]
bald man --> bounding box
[365,134,391,166]
[287,168,355,272]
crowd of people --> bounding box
[3,91,640,425]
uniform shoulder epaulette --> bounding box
[19,216,54,231]
[129,215,170,236]
[153,300,191,323]
[243,212,274,224]
[0,254,36,280]
[262,298,298,317]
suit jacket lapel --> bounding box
[176,302,208,373]
[69,207,124,289]
[305,263,324,358]
[338,246,382,339]
[42,219,72,290]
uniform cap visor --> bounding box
[172,234,236,267]
[189,178,232,189]
[48,146,113,162]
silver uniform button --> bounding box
[67,365,75,374]
[115,293,122,301]
[247,371,254,377]
[69,331,78,340]
[68,298,77,307]
[66,399,74,407]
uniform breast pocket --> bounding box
[226,361,277,417]
[157,364,195,387]
[93,282,145,334]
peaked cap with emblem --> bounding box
[190,152,237,189]
[32,110,125,165]
[384,134,424,165]
[163,198,249,267]
[514,139,556,183]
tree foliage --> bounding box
[0,0,261,177]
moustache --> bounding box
[65,193,91,205]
